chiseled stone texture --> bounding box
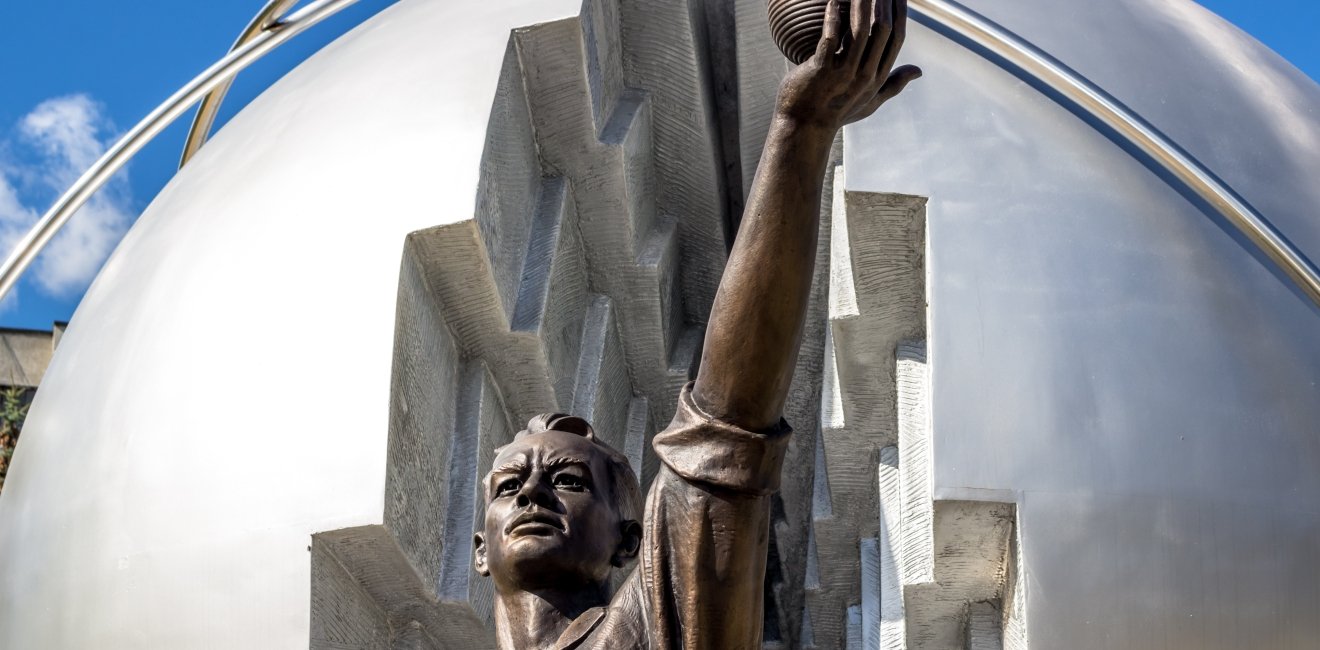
[966,602,1005,650]
[309,541,391,650]
[312,2,723,646]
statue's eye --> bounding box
[496,478,521,497]
[553,473,585,491]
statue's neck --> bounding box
[493,584,608,650]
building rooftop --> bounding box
[0,323,63,388]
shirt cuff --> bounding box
[651,382,793,496]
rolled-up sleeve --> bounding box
[640,382,792,650]
[651,383,792,496]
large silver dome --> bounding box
[1,0,1316,648]
[848,0,1320,647]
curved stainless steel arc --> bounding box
[909,0,1320,308]
[0,0,361,303]
[180,0,301,169]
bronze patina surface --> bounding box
[472,1,921,646]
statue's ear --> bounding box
[612,520,643,567]
[473,533,490,576]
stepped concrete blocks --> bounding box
[892,503,1013,649]
[312,526,496,650]
[437,365,515,625]
[386,243,465,589]
[618,0,730,320]
[805,284,851,642]
[878,446,907,650]
[509,177,591,409]
[582,0,627,135]
[514,18,686,432]
[313,8,715,643]
[845,605,864,650]
[312,241,525,649]
[861,537,883,649]
[315,223,525,648]
[394,622,443,650]
[806,173,928,648]
[885,342,1020,648]
[967,602,1005,650]
[808,185,1022,648]
[1001,530,1028,650]
[928,504,1015,610]
[829,190,927,451]
[902,501,1014,649]
[661,321,703,400]
[801,603,819,648]
[571,295,633,453]
[407,176,586,423]
[624,396,658,486]
[897,342,934,587]
[310,539,392,650]
[476,40,542,321]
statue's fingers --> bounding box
[876,0,894,37]
[844,65,920,123]
[860,0,892,79]
[848,0,876,68]
[877,64,922,101]
[816,0,844,61]
[876,0,907,81]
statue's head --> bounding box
[474,414,644,594]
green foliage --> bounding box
[0,385,31,495]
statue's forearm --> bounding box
[691,115,835,431]
[691,0,917,432]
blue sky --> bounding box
[0,0,1316,331]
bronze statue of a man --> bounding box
[472,1,920,647]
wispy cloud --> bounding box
[0,94,134,302]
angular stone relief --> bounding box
[310,2,1021,648]
[312,2,722,647]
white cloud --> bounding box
[0,94,135,300]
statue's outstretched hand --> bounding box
[777,0,921,131]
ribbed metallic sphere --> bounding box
[768,0,851,64]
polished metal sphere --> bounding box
[768,0,851,65]
[4,0,1320,647]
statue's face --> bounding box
[474,430,631,591]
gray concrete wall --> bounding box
[0,327,58,388]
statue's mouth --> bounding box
[505,510,565,536]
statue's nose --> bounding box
[514,472,553,509]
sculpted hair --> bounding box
[491,414,644,525]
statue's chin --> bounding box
[495,538,612,592]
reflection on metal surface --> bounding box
[179,0,300,169]
[3,0,1313,323]
[847,0,1320,642]
[0,0,362,304]
[910,0,1320,308]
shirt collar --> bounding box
[552,606,607,650]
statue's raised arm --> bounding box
[474,3,918,648]
[694,0,921,431]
